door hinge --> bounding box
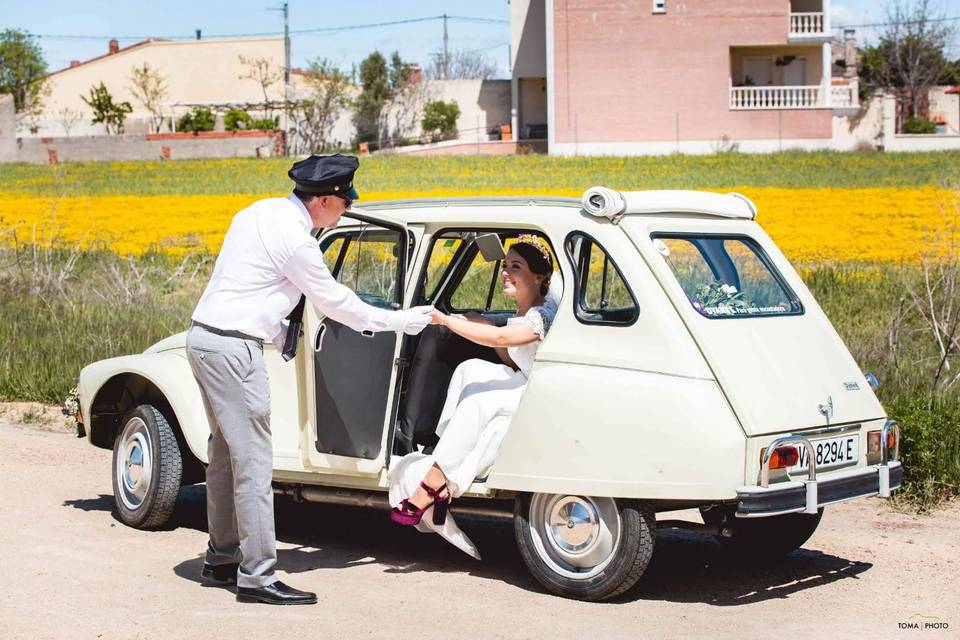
[394,357,410,369]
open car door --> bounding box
[300,212,411,476]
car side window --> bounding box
[321,226,402,309]
[446,232,555,313]
[565,233,639,325]
[450,248,517,313]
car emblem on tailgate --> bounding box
[818,395,834,424]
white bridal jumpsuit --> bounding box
[388,300,557,558]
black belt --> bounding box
[191,321,263,346]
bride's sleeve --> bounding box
[521,303,555,340]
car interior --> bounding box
[391,228,561,457]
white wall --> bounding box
[29,37,284,137]
[832,95,883,150]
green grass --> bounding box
[2,150,960,197]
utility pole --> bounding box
[269,2,292,154]
[442,13,449,80]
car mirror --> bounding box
[475,233,506,262]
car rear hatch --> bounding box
[621,216,886,437]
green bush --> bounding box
[887,395,960,510]
[177,106,216,133]
[249,116,279,130]
[421,100,460,141]
[902,117,937,134]
[224,108,253,131]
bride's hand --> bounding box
[428,309,448,325]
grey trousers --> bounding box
[185,325,276,589]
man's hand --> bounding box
[399,305,434,335]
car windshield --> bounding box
[652,234,802,318]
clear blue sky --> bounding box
[0,0,512,76]
[1,0,954,77]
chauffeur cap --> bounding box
[288,153,360,200]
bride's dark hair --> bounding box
[510,237,552,297]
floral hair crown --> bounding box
[515,234,552,263]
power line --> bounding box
[834,15,960,29]
[30,14,507,42]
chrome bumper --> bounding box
[736,420,902,518]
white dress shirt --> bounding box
[192,194,406,347]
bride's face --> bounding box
[501,248,544,301]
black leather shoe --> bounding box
[201,562,239,584]
[236,581,317,605]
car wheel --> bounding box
[514,493,655,601]
[714,509,824,560]
[112,404,183,529]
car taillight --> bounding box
[867,430,895,454]
[760,445,799,469]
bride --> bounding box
[388,235,557,553]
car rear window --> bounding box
[652,234,802,318]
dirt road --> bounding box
[1,418,957,640]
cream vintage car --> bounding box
[76,188,903,601]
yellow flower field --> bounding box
[1,186,957,263]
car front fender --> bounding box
[78,351,210,464]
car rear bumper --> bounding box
[736,461,903,518]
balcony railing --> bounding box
[730,85,823,109]
[789,11,825,36]
[831,85,859,109]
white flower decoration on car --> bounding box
[720,284,738,296]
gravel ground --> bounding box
[1,417,957,640]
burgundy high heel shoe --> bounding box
[391,481,450,526]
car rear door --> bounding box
[301,212,412,476]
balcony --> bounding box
[730,85,824,110]
[789,12,826,37]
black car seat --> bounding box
[396,325,501,454]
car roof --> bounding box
[350,191,756,226]
[350,196,581,226]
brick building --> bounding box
[510,0,864,154]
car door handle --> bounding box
[360,329,375,338]
[314,323,327,352]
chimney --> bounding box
[70,60,80,68]
[108,39,119,54]
[844,29,858,79]
[408,64,423,85]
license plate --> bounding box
[789,434,859,473]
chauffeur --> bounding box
[186,154,432,605]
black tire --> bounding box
[715,509,824,560]
[514,493,655,601]
[111,404,183,529]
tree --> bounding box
[128,62,168,133]
[0,29,49,123]
[385,74,432,145]
[421,99,460,141]
[55,107,83,136]
[425,48,498,80]
[858,0,956,123]
[290,58,351,153]
[239,55,283,120]
[81,82,133,134]
[353,51,391,144]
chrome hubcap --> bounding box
[115,417,153,510]
[528,494,621,580]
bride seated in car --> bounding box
[388,235,557,554]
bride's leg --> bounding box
[405,463,450,510]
